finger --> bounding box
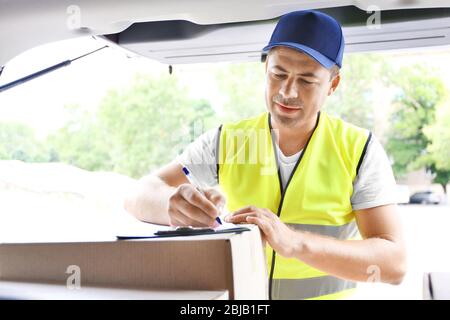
[170,209,206,227]
[260,208,276,218]
[181,186,219,218]
[226,211,259,223]
[169,215,185,227]
[231,205,258,216]
[203,189,226,209]
[175,199,216,227]
[246,216,273,238]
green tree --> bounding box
[430,165,450,194]
[424,99,450,193]
[96,74,216,178]
[0,122,48,162]
[386,65,448,191]
[45,104,112,172]
[46,75,216,178]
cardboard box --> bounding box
[0,225,267,300]
[0,281,229,300]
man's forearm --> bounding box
[124,175,175,225]
[291,231,407,284]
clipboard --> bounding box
[116,225,251,240]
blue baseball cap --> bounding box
[262,10,345,68]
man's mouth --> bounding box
[274,102,301,114]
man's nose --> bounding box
[279,77,298,99]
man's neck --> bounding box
[270,113,318,156]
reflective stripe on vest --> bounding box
[271,276,357,300]
[218,111,370,300]
[287,221,358,240]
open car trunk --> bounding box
[2,0,450,67]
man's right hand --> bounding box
[167,183,225,227]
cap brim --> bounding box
[262,42,337,69]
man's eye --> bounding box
[272,73,286,79]
[300,79,314,85]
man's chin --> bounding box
[270,109,302,127]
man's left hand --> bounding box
[224,205,300,258]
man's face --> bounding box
[265,46,339,128]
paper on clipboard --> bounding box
[115,215,249,240]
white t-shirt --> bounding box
[177,126,398,211]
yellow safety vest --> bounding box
[218,111,371,300]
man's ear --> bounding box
[328,74,340,96]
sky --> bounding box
[1,36,450,139]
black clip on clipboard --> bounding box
[116,226,251,240]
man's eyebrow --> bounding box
[297,71,319,78]
[272,65,288,73]
[271,65,319,78]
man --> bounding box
[124,10,407,300]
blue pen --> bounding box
[182,166,222,225]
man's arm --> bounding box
[289,204,407,284]
[124,160,225,227]
[123,160,188,225]
[226,204,407,285]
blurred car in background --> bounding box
[409,191,443,205]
